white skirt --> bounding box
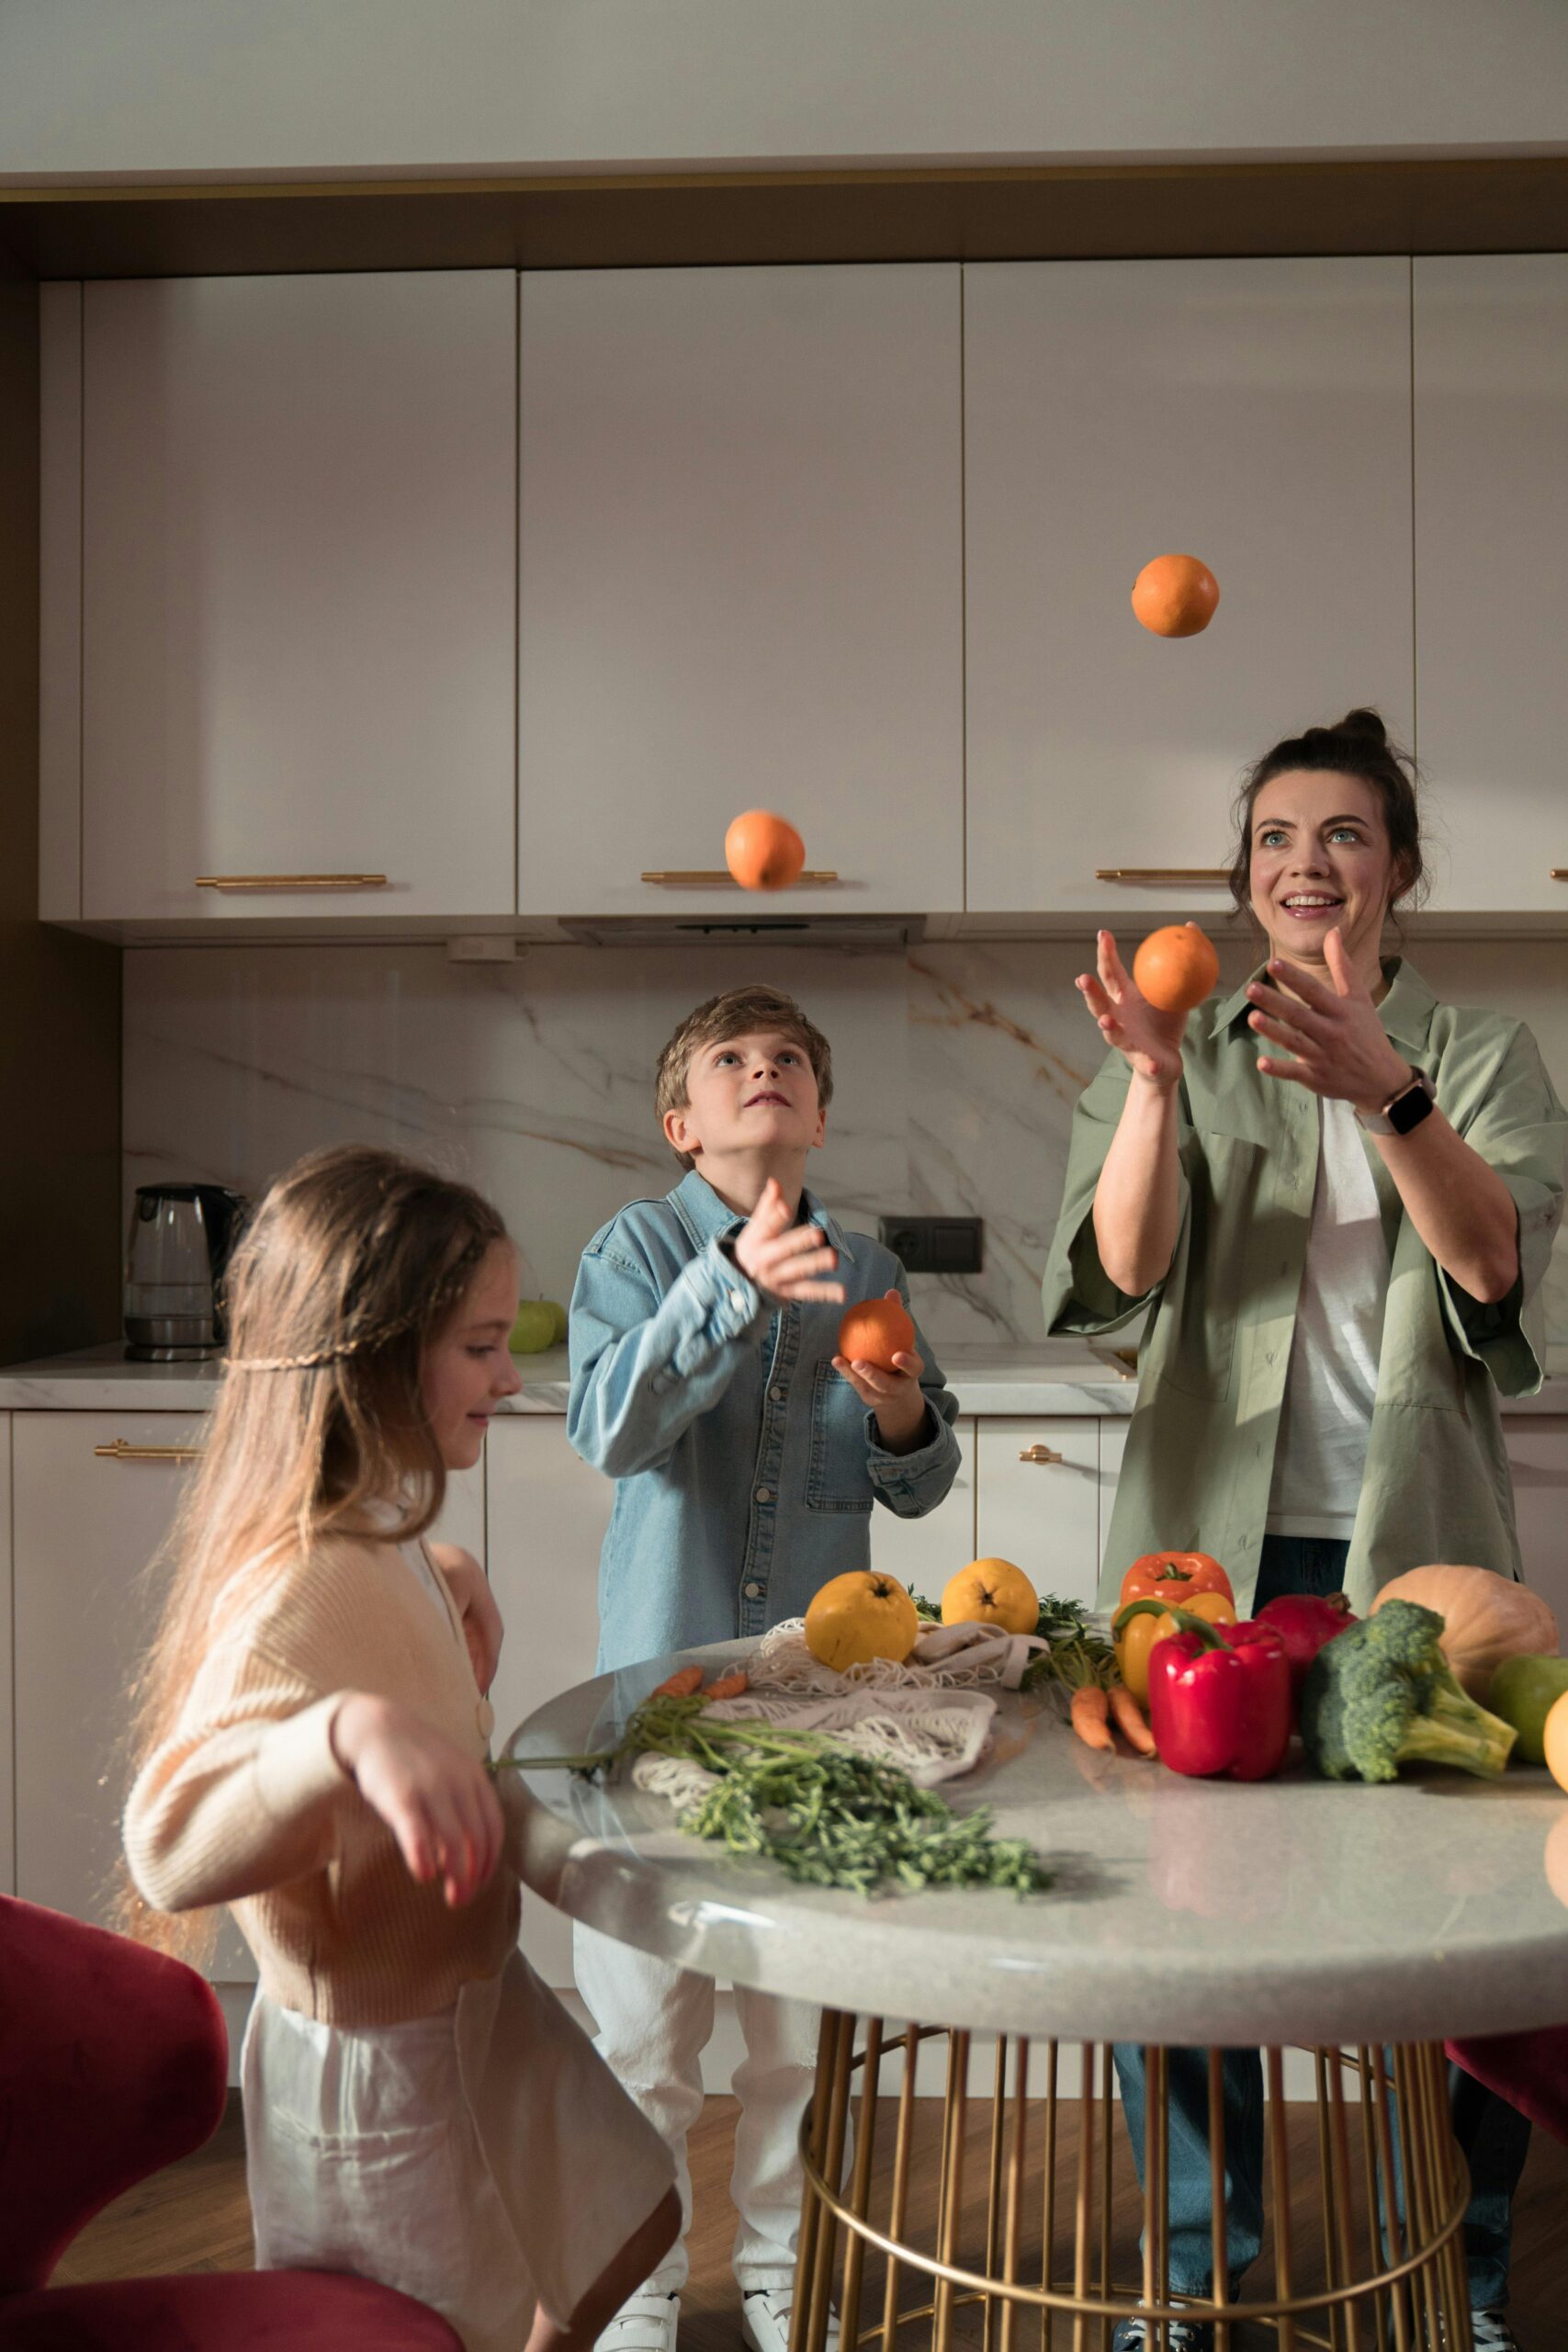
[242,1946,675,2352]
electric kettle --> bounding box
[123,1183,249,1361]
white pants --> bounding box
[574,1926,826,2296]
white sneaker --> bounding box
[741,2287,840,2352]
[1470,2313,1520,2352]
[596,2288,681,2352]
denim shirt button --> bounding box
[728,1289,748,1313]
[755,1486,772,1503]
[769,1385,785,1402]
[744,1580,764,1600]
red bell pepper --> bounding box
[1134,1604,1292,1781]
[1254,1590,1357,1703]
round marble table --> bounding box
[502,1641,1568,2348]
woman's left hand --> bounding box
[429,1542,504,1694]
[1246,929,1414,1113]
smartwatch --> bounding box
[1355,1066,1435,1136]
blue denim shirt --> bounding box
[568,1169,962,1671]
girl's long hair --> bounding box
[119,1145,508,1956]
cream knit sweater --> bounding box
[124,1531,520,2026]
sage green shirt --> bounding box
[1042,958,1567,1614]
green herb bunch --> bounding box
[503,1691,1050,1899]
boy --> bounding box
[568,983,961,2352]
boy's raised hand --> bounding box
[331,1692,505,1910]
[733,1175,845,1306]
[833,1292,931,1453]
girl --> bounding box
[123,1144,679,2352]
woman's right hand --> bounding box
[1075,929,1189,1088]
[331,1693,505,1909]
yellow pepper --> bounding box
[1114,1589,1237,1706]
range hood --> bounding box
[558,912,926,949]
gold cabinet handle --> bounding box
[1018,1443,1065,1465]
[196,874,389,892]
[95,1440,203,1463]
[1552,870,1568,880]
[1094,867,1230,884]
[639,869,839,888]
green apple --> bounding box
[547,1299,568,1344]
[509,1300,558,1355]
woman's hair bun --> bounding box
[1332,707,1388,745]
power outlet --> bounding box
[877,1216,984,1275]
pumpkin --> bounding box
[1133,925,1221,1016]
[805,1569,920,1674]
[1369,1565,1558,1699]
[837,1293,917,1374]
[725,809,806,892]
[1130,553,1220,639]
[942,1556,1038,1635]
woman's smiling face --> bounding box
[1247,768,1404,978]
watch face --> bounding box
[1388,1080,1435,1136]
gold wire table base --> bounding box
[787,2016,1472,2352]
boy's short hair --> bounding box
[655,985,834,1170]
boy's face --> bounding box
[663,1028,826,1168]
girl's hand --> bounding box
[428,1542,503,1694]
[734,1175,846,1306]
[1246,929,1412,1111]
[1075,929,1189,1089]
[330,1693,505,1909]
[834,1299,929,1453]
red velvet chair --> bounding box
[0,1894,464,2349]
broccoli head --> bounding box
[1299,1600,1517,1783]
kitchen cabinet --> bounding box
[1413,255,1568,914]
[42,270,517,925]
[484,1417,611,1990]
[517,265,964,919]
[963,259,1416,916]
[1506,1415,1568,1632]
[870,1415,976,1595]
[9,1411,483,1973]
[974,1418,1105,1608]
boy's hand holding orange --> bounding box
[834,1291,929,1453]
[331,1692,505,1910]
[733,1174,846,1306]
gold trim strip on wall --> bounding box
[1093,867,1230,884]
[196,873,389,892]
[94,1440,203,1463]
[639,869,840,888]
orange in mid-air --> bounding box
[1133,925,1220,1015]
[725,810,807,891]
[1131,554,1220,639]
[838,1294,917,1373]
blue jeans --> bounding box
[1113,1533,1532,2309]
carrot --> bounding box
[704,1669,750,1701]
[1108,1683,1157,1757]
[1069,1684,1114,1752]
[649,1665,705,1700]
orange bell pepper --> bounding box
[1114,1588,1237,1707]
[1118,1551,1235,1611]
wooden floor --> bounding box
[56,2092,1568,2343]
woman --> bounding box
[1043,710,1567,2352]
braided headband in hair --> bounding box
[228,1229,494,1374]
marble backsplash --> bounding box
[123,931,1568,1356]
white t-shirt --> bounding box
[1267,1095,1390,1540]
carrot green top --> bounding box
[1043,958,1567,1614]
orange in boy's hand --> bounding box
[1131,553,1220,639]
[837,1293,916,1373]
[1133,924,1220,1015]
[725,810,807,892]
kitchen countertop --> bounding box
[2,1340,1565,1417]
[502,1638,1568,2047]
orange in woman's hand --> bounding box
[838,1293,916,1373]
[1131,554,1220,639]
[725,810,807,892]
[1133,925,1220,1014]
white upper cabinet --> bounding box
[69,271,517,923]
[963,259,1416,916]
[1413,256,1568,914]
[517,265,964,918]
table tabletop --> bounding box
[502,1639,1568,2046]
